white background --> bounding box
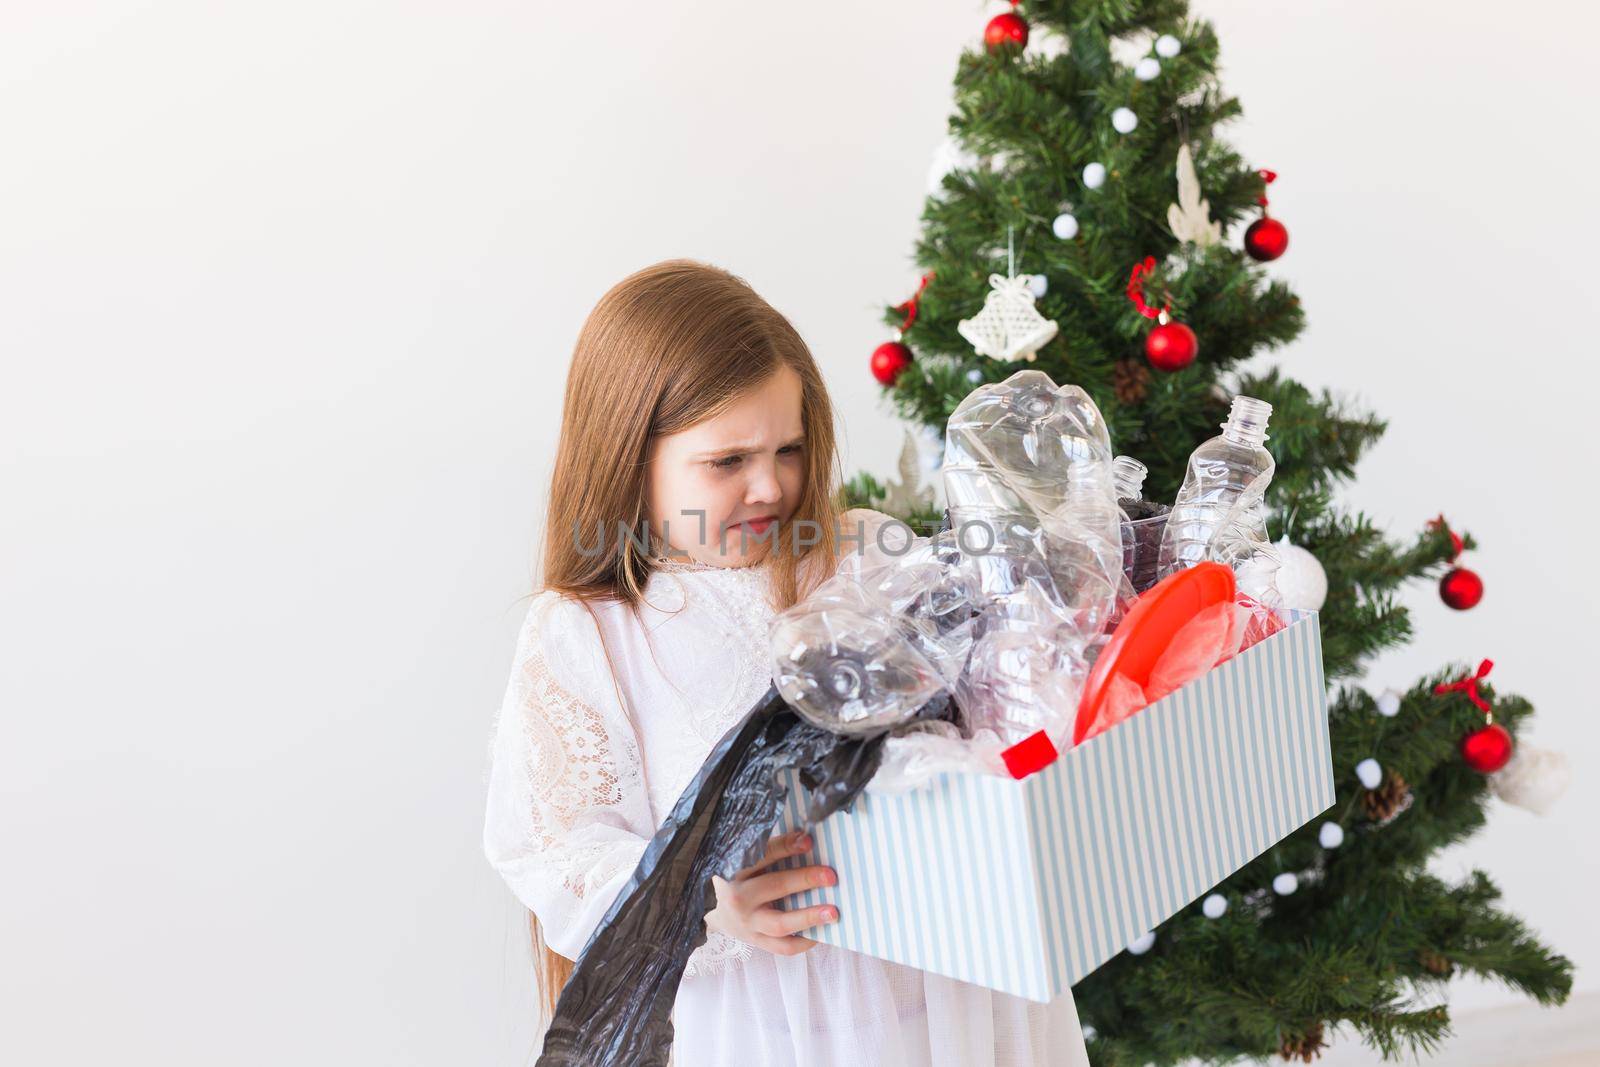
[3,2,1595,1063]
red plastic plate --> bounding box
[1073,561,1237,746]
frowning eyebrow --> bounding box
[690,434,805,461]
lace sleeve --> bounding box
[482,591,656,961]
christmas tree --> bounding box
[843,3,1573,1063]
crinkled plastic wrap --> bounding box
[536,685,961,1066]
[939,369,1132,751]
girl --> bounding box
[482,258,1090,1065]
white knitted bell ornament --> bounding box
[957,271,1059,363]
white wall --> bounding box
[2,2,1592,1063]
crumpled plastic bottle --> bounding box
[940,369,1129,748]
[769,527,977,737]
[1206,477,1285,610]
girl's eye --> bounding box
[710,444,801,471]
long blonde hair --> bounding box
[530,257,846,1017]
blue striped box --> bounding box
[769,607,1332,1002]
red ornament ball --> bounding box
[1461,722,1513,774]
[984,11,1029,52]
[1440,566,1484,610]
[1245,216,1289,261]
[1145,321,1199,371]
[870,341,914,385]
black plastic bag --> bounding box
[536,683,959,1066]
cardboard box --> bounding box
[769,607,1333,1002]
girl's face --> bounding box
[646,365,807,568]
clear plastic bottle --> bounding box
[1113,455,1149,522]
[1156,395,1276,581]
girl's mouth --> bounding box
[737,515,778,534]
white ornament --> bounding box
[1490,744,1571,815]
[957,271,1060,362]
[1202,893,1228,919]
[1082,1025,1098,1042]
[1318,822,1345,849]
[1273,536,1328,611]
[1355,758,1383,790]
[1052,212,1079,240]
[1026,273,1049,298]
[925,136,980,196]
[1135,57,1161,81]
[1082,162,1107,189]
[1167,143,1222,248]
[925,135,1012,197]
[1272,872,1299,896]
[1112,107,1139,134]
[1126,931,1156,955]
[1376,689,1403,717]
[1155,34,1182,58]
[966,368,985,384]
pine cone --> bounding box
[1279,1021,1327,1062]
[1419,949,1455,977]
[1361,771,1410,822]
[1113,357,1150,405]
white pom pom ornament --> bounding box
[1052,213,1079,239]
[1202,893,1228,918]
[1135,57,1161,81]
[1272,872,1299,896]
[1111,107,1139,133]
[1273,536,1327,611]
[1127,931,1157,955]
[1355,758,1383,790]
[1490,744,1571,815]
[1376,689,1402,717]
[1082,162,1107,189]
[1155,34,1182,58]
[1318,822,1345,849]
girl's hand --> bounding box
[705,830,839,956]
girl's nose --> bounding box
[745,460,782,506]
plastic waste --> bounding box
[1205,475,1285,610]
[1156,395,1276,581]
[1113,455,1150,521]
[770,528,977,736]
[940,369,1130,749]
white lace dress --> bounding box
[482,532,1091,1066]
